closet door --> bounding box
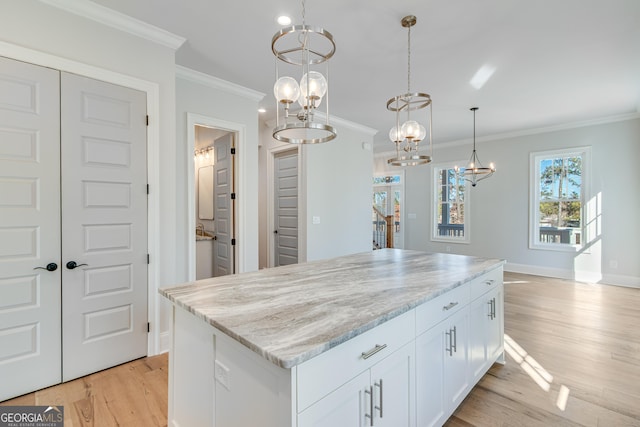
[60,72,148,381]
[0,56,61,401]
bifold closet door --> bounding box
[0,56,62,401]
[60,72,148,382]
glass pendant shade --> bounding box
[274,76,300,104]
[299,71,327,102]
[389,126,403,143]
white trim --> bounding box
[505,262,639,289]
[267,146,300,267]
[372,171,406,249]
[0,41,162,356]
[186,113,249,276]
[375,111,640,155]
[38,0,186,50]
[176,65,265,102]
[529,147,590,252]
[430,161,470,244]
[158,331,171,354]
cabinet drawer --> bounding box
[415,283,469,335]
[296,309,415,412]
[470,267,503,301]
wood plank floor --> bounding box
[2,272,639,426]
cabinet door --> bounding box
[443,308,469,411]
[416,326,446,427]
[298,370,370,427]
[486,286,504,364]
[469,293,491,382]
[370,342,415,427]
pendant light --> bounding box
[455,107,495,186]
[271,0,337,144]
[387,15,433,166]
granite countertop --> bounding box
[160,249,504,369]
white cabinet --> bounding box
[298,342,415,427]
[416,268,504,426]
[469,277,504,383]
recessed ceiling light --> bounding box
[277,15,292,26]
[258,108,266,113]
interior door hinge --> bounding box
[146,184,150,194]
[231,193,236,200]
[146,115,149,126]
[231,238,236,246]
[230,147,236,155]
[147,322,150,333]
[147,254,150,264]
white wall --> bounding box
[0,1,179,352]
[259,118,376,266]
[176,68,262,280]
[378,116,640,287]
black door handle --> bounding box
[66,261,88,270]
[274,230,278,234]
[34,263,58,272]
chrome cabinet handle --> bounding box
[492,298,497,319]
[365,385,374,426]
[375,379,383,418]
[34,263,58,272]
[452,326,457,353]
[443,301,459,311]
[445,329,453,356]
[485,279,495,286]
[487,300,493,319]
[66,261,88,270]
[361,344,387,360]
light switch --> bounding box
[312,216,321,225]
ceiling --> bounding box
[91,0,640,151]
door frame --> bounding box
[266,145,300,267]
[0,41,162,356]
[187,113,244,280]
[373,170,406,249]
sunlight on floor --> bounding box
[504,333,571,411]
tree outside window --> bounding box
[531,148,588,250]
[432,164,469,243]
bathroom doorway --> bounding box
[189,118,239,280]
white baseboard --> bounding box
[505,262,639,288]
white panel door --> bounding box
[213,134,234,276]
[0,56,61,401]
[60,72,148,381]
[274,150,298,266]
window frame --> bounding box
[431,162,471,244]
[529,147,590,252]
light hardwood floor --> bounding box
[2,273,639,426]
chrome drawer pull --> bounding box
[485,279,495,286]
[375,379,383,418]
[443,301,459,311]
[361,344,387,360]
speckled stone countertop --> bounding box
[160,249,504,369]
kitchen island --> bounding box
[160,249,505,427]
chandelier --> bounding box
[455,107,496,186]
[387,15,433,166]
[271,0,337,144]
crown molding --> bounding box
[39,0,186,50]
[374,111,640,155]
[176,65,265,102]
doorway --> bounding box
[188,114,242,281]
[373,172,405,249]
[273,149,299,266]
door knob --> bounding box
[34,263,58,272]
[66,261,88,270]
[274,230,278,234]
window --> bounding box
[432,164,469,243]
[530,147,589,251]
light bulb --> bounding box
[273,76,300,104]
[413,124,427,142]
[389,126,403,143]
[401,120,421,140]
[299,71,327,107]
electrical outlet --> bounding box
[446,246,451,253]
[609,260,618,269]
[214,360,230,390]
[312,216,320,225]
